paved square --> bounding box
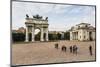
[12,40,95,65]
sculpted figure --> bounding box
[26,14,29,18]
[33,14,42,19]
[45,17,48,20]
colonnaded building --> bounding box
[69,23,95,41]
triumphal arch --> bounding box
[25,14,49,42]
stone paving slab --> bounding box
[12,40,96,65]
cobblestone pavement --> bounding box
[12,40,96,65]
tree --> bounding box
[57,33,61,40]
[12,33,25,42]
[64,32,70,40]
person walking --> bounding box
[75,46,78,55]
[89,45,93,56]
[73,45,78,55]
[73,45,75,54]
[69,46,72,53]
[55,43,58,49]
[62,45,67,52]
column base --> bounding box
[32,40,35,42]
[41,39,44,41]
[25,40,29,42]
[46,39,48,41]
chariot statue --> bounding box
[33,14,42,19]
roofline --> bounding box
[76,23,90,26]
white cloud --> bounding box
[12,1,95,31]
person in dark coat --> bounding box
[62,45,67,52]
[89,45,93,56]
[69,46,73,53]
[75,46,78,55]
[73,45,75,54]
[73,45,78,54]
[55,43,58,49]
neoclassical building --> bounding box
[69,23,95,41]
[25,14,49,42]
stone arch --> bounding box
[34,28,41,41]
[25,15,49,42]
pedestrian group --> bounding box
[54,43,93,56]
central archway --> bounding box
[34,28,41,41]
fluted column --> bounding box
[25,26,29,42]
[70,32,73,40]
[40,28,44,41]
[32,27,35,42]
[46,28,48,41]
[73,33,74,40]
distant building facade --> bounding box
[12,27,25,33]
[49,31,65,39]
[69,23,95,41]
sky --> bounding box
[12,1,95,32]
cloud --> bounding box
[12,1,95,31]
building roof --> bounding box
[76,23,90,26]
[69,23,95,31]
[12,27,26,33]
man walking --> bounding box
[73,45,78,55]
[89,45,93,56]
[69,46,72,53]
[55,43,58,49]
